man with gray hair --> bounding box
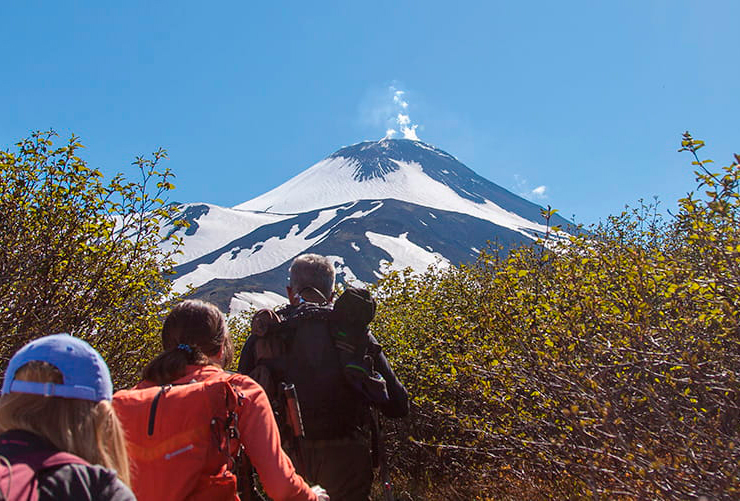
[238,253,409,501]
[287,254,336,305]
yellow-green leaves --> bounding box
[368,133,740,499]
[0,131,181,386]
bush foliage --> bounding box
[4,130,738,499]
[0,131,181,385]
[370,133,740,499]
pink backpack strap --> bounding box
[34,450,90,470]
[0,450,89,501]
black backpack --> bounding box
[247,287,388,440]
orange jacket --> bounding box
[134,365,317,501]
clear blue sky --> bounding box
[2,1,738,225]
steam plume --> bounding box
[389,86,421,140]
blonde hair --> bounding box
[0,361,131,486]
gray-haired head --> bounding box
[289,254,335,303]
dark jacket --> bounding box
[0,429,135,501]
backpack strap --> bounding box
[24,451,90,471]
[209,373,245,469]
[279,304,333,332]
[0,446,89,501]
[223,373,257,498]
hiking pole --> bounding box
[372,408,395,501]
[282,383,307,475]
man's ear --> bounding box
[287,286,299,305]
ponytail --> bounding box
[143,300,230,384]
[142,344,207,385]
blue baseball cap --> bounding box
[2,334,113,402]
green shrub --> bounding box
[371,134,740,500]
[0,131,183,386]
[8,129,736,499]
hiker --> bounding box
[238,253,409,501]
[114,299,327,501]
[0,334,134,500]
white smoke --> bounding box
[401,124,419,141]
[389,86,421,140]
[359,85,423,141]
[393,90,409,109]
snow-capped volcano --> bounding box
[166,139,572,313]
[235,139,559,238]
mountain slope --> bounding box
[235,139,570,235]
[166,139,572,312]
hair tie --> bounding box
[177,344,193,354]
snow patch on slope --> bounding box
[229,291,287,314]
[342,201,384,220]
[164,204,290,264]
[365,231,450,273]
[172,207,342,293]
[329,255,364,288]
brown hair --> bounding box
[0,361,131,486]
[142,299,233,385]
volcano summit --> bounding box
[164,139,572,312]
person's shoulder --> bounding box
[131,378,155,389]
[0,429,53,452]
[224,370,258,385]
[38,463,135,501]
[222,371,274,411]
[286,302,332,319]
[223,371,266,393]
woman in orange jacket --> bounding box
[114,299,328,501]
